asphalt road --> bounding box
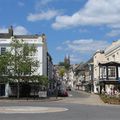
[0,90,120,120]
[68,90,90,98]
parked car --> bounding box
[58,89,68,97]
[66,86,71,91]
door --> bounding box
[0,84,5,96]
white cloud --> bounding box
[57,39,110,63]
[52,0,120,29]
[27,10,60,22]
[107,29,120,37]
[0,27,8,33]
[14,26,29,35]
[37,0,53,6]
[18,1,25,7]
[56,46,63,50]
[65,39,109,53]
[35,0,54,11]
[79,28,89,33]
[0,26,29,35]
[70,54,82,63]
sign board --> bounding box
[38,91,47,98]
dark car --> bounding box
[66,86,71,91]
[58,89,68,97]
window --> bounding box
[1,47,6,55]
[118,67,120,79]
[100,66,106,78]
[108,66,116,78]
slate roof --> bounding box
[0,26,40,39]
[0,33,12,38]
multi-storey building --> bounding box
[98,40,120,94]
[92,40,120,94]
[0,26,53,97]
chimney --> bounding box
[8,26,13,36]
[41,33,46,42]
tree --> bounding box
[59,62,65,66]
[59,61,70,71]
[58,61,70,83]
[0,52,11,83]
[64,62,70,71]
[59,68,65,78]
[7,38,39,98]
[0,38,48,99]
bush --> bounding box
[100,94,120,104]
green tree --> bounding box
[0,52,11,83]
[8,38,39,98]
[59,61,70,71]
[59,62,64,66]
[0,38,48,99]
[59,68,65,78]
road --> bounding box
[68,90,90,98]
[0,90,120,120]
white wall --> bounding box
[0,36,48,76]
[105,40,120,62]
[93,51,106,93]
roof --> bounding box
[0,33,12,38]
[0,26,41,39]
[14,35,39,39]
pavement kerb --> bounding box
[0,97,63,103]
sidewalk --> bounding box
[84,93,104,105]
[61,90,105,105]
[76,90,104,104]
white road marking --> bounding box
[0,106,68,114]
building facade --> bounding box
[0,26,53,97]
[92,40,120,94]
[93,50,106,93]
[99,61,120,94]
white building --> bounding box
[93,40,120,94]
[0,26,53,97]
[105,40,120,62]
[93,50,106,93]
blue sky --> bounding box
[0,0,120,64]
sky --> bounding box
[0,0,120,64]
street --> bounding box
[0,90,120,120]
